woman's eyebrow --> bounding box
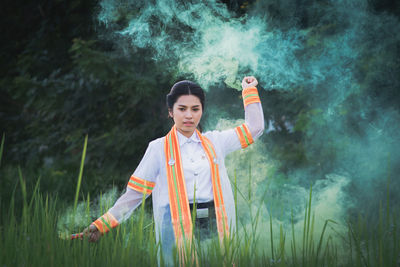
[177,104,200,107]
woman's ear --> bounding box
[168,109,173,118]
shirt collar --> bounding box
[176,130,201,146]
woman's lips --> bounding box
[183,122,194,126]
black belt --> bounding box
[189,201,217,240]
[189,201,215,219]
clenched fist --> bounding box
[241,76,258,90]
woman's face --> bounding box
[169,94,203,138]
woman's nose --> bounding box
[185,111,193,118]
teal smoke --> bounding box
[96,0,400,224]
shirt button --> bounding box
[194,172,198,176]
[190,158,194,163]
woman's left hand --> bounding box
[242,76,258,89]
[83,224,101,242]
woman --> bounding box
[84,76,264,263]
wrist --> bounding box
[92,211,119,234]
[242,87,261,107]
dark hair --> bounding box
[166,80,205,110]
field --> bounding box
[1,159,399,267]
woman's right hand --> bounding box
[83,224,101,242]
[241,76,258,89]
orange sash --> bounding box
[164,126,229,247]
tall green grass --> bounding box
[1,172,399,266]
[74,134,88,213]
[0,132,5,167]
[0,188,158,266]
[1,137,399,266]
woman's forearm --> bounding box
[108,188,145,222]
[92,188,144,233]
[245,101,264,140]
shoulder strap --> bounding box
[164,126,193,245]
[197,131,229,240]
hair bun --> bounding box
[166,80,205,110]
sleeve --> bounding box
[241,86,264,140]
[91,141,160,234]
[216,86,265,157]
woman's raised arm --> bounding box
[242,76,265,140]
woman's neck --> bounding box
[176,127,195,138]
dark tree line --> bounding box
[1,0,399,209]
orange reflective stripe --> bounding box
[244,96,261,106]
[165,126,193,245]
[171,129,192,238]
[243,87,258,96]
[235,123,254,149]
[242,123,254,144]
[235,126,247,148]
[242,87,260,107]
[199,133,229,240]
[127,175,155,194]
[127,182,152,194]
[92,211,119,234]
[164,136,181,238]
[215,165,229,235]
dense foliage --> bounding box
[1,0,400,214]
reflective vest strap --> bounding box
[165,126,193,244]
[198,132,230,240]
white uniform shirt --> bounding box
[108,102,264,225]
[104,103,264,266]
[105,101,264,265]
[176,130,213,202]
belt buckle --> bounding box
[196,208,209,219]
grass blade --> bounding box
[0,132,4,167]
[74,134,88,212]
[270,211,275,261]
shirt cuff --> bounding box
[92,211,119,234]
[242,87,261,107]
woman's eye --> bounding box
[193,108,199,112]
[179,108,185,111]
